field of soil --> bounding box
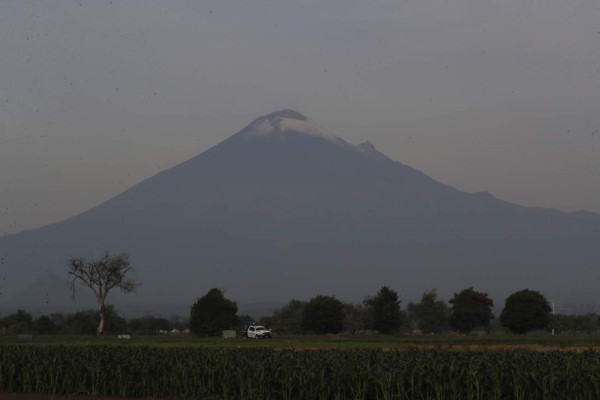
[405,343,600,352]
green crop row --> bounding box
[1,345,600,399]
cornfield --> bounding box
[1,345,600,399]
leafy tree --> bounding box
[58,306,127,335]
[408,289,450,333]
[103,306,128,333]
[363,286,403,334]
[343,303,367,333]
[549,313,599,334]
[0,309,33,333]
[500,289,551,334]
[449,287,494,334]
[68,251,137,335]
[263,299,306,334]
[238,314,255,327]
[34,315,57,334]
[301,295,345,334]
[60,310,98,335]
[48,313,67,332]
[257,315,274,328]
[190,288,238,336]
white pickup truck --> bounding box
[243,325,272,339]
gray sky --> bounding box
[1,0,599,236]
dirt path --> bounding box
[405,343,600,352]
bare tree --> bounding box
[68,251,137,335]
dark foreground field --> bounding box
[2,332,600,349]
[2,334,600,400]
[0,393,170,400]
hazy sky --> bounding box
[1,0,599,236]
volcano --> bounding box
[2,110,600,310]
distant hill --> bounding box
[2,109,599,312]
[1,274,86,314]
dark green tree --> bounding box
[34,315,57,334]
[408,289,450,333]
[301,295,345,334]
[449,287,494,334]
[343,303,367,332]
[363,286,403,334]
[68,251,137,335]
[238,314,255,326]
[500,289,551,334]
[58,306,126,335]
[265,299,307,334]
[61,310,98,335]
[190,288,238,336]
[103,305,128,333]
[548,313,599,334]
[0,309,33,333]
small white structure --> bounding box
[17,334,33,340]
[222,330,236,339]
[117,334,131,340]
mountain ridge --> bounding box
[1,110,599,310]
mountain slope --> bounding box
[1,110,599,309]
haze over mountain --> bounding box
[1,110,599,313]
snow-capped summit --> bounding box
[262,109,308,121]
[2,108,600,310]
[242,109,339,142]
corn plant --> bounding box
[1,344,600,399]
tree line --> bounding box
[2,286,599,336]
[0,306,188,335]
[2,251,596,336]
[189,286,600,337]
